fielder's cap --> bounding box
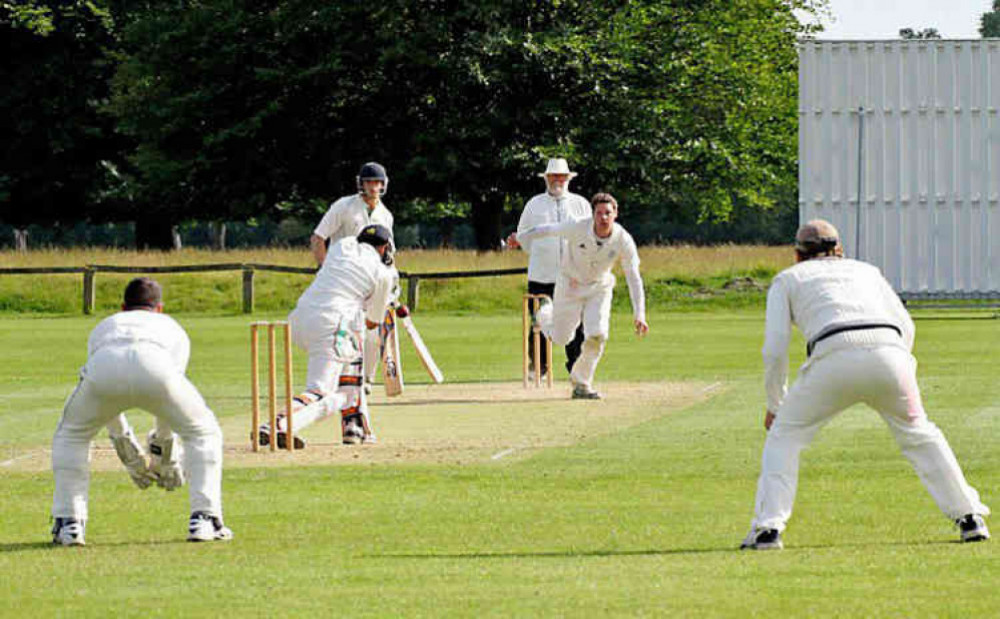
[795,219,840,253]
[538,158,577,178]
[357,224,392,246]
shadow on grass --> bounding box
[367,538,959,560]
[0,539,191,553]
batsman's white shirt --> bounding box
[516,191,591,283]
[290,237,396,394]
[52,310,224,520]
[313,194,394,244]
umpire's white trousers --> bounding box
[752,333,989,531]
[52,343,224,520]
[540,275,614,389]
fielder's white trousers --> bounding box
[751,335,989,531]
[539,275,613,389]
[52,343,224,520]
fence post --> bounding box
[82,268,95,315]
[242,266,255,314]
[407,276,420,312]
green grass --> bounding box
[1,308,999,616]
[0,246,790,314]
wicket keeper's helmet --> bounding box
[357,162,388,196]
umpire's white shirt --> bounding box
[762,257,914,412]
[313,194,394,244]
[295,237,395,326]
[516,191,591,283]
[518,218,646,323]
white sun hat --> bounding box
[538,158,578,178]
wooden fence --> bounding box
[0,264,527,314]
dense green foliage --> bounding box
[3,0,827,248]
[982,0,1000,37]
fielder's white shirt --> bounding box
[516,191,591,283]
[313,194,394,244]
[518,218,646,322]
[762,257,915,412]
[87,310,190,373]
[295,237,396,325]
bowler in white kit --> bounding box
[741,220,989,550]
[50,278,231,546]
[507,192,649,399]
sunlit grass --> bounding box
[0,245,793,314]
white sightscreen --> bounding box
[799,39,1000,298]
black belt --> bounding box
[806,323,902,357]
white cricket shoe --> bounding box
[571,384,602,400]
[343,418,365,445]
[187,512,233,542]
[52,518,86,546]
[957,514,990,542]
[740,527,783,550]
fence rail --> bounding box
[0,264,527,314]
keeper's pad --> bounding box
[147,429,185,491]
[110,428,155,489]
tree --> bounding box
[1,1,125,246]
[981,1,1000,37]
[106,0,825,249]
[899,27,942,39]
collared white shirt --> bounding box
[516,191,591,283]
[295,237,396,325]
[88,310,190,373]
[517,218,645,322]
[313,194,394,244]
[762,257,915,412]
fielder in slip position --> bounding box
[741,219,990,550]
[260,224,396,448]
[51,278,231,546]
[506,192,649,399]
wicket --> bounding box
[522,294,554,388]
[250,321,294,452]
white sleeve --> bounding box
[518,220,576,245]
[365,269,395,325]
[620,235,645,322]
[312,203,340,239]
[516,201,536,253]
[880,275,915,351]
[762,276,792,412]
[172,322,191,373]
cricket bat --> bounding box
[380,307,404,397]
[398,313,444,384]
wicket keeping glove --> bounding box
[147,430,185,491]
[110,428,155,490]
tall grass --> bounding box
[0,245,793,314]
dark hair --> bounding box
[123,277,162,309]
[591,192,618,211]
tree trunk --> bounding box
[13,228,27,252]
[135,216,181,250]
[471,194,503,251]
[210,222,227,250]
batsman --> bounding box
[258,225,396,448]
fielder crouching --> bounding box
[507,192,649,399]
[51,278,231,546]
[260,224,396,448]
[741,219,990,550]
